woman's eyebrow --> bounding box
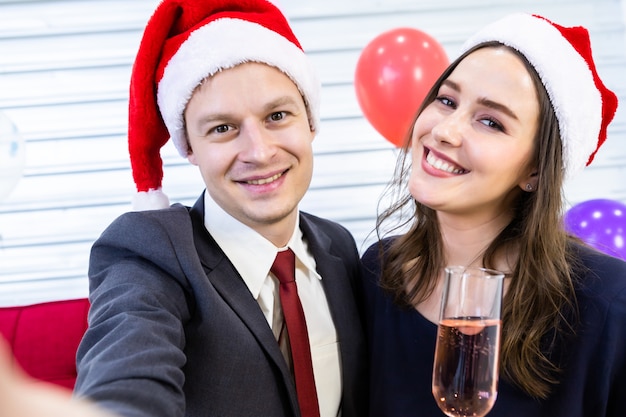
[443,78,519,120]
[477,97,519,120]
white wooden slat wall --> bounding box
[1,0,625,306]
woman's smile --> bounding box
[425,149,468,175]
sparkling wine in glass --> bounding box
[432,266,505,417]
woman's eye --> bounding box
[480,117,504,131]
[436,96,455,108]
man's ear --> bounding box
[187,150,198,166]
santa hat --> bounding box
[129,0,320,210]
[461,13,618,180]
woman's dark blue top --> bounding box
[360,240,626,417]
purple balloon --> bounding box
[564,199,626,261]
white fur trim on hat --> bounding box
[157,17,321,158]
[461,13,602,180]
[132,189,170,211]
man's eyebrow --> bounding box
[188,95,303,127]
[190,112,230,127]
[262,95,301,112]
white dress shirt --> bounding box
[203,194,342,417]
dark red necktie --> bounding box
[271,249,320,417]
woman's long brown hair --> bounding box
[375,43,581,399]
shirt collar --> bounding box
[203,193,320,300]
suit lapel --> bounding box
[299,213,351,320]
[299,214,362,385]
[188,196,299,412]
[188,198,360,415]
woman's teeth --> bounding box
[246,172,283,185]
[426,152,466,174]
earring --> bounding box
[525,183,533,191]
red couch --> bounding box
[0,298,90,390]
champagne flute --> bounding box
[432,266,505,417]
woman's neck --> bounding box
[438,210,513,268]
[414,210,515,324]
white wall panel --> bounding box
[1,0,625,306]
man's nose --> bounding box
[238,122,276,162]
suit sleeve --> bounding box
[74,209,195,417]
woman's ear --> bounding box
[519,171,538,192]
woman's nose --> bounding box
[431,113,464,147]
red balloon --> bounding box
[355,28,449,147]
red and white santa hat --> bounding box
[461,13,618,180]
[128,0,320,210]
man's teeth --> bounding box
[246,172,283,185]
[426,152,465,174]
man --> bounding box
[73,1,367,417]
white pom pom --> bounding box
[132,189,170,211]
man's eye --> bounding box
[269,111,286,121]
[213,124,230,133]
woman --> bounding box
[361,13,625,416]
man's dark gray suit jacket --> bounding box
[74,195,368,417]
